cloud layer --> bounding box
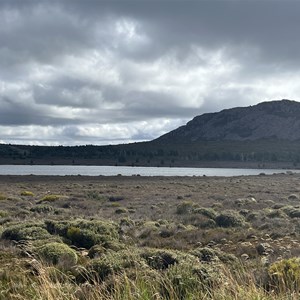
[1,0,300,145]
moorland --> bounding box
[1,173,300,299]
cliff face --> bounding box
[155,100,300,143]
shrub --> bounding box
[30,204,54,213]
[37,242,78,266]
[281,206,300,218]
[193,207,217,219]
[39,195,60,203]
[115,207,128,214]
[88,249,146,280]
[164,256,220,298]
[66,226,100,249]
[0,210,8,217]
[215,210,245,227]
[268,258,300,291]
[141,249,178,270]
[86,191,106,201]
[108,196,124,202]
[2,223,51,241]
[190,247,238,264]
[20,191,34,197]
[0,193,7,201]
[45,219,119,249]
[176,201,195,215]
[265,209,286,219]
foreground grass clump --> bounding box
[37,242,78,267]
[268,258,300,292]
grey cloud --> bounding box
[1,0,300,144]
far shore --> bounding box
[0,159,299,170]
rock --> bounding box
[240,242,252,247]
[256,243,272,255]
[241,253,249,260]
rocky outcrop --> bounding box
[155,100,300,143]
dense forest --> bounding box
[1,139,300,168]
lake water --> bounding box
[0,165,298,177]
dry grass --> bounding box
[1,174,300,299]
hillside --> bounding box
[155,99,300,143]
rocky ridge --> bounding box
[156,99,300,142]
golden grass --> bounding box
[1,261,300,300]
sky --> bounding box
[1,0,300,145]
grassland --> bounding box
[1,174,300,299]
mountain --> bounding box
[1,99,300,168]
[155,99,300,143]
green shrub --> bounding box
[86,191,106,201]
[88,249,146,281]
[37,242,78,266]
[190,247,237,264]
[2,223,51,241]
[193,207,217,219]
[164,257,219,298]
[30,204,54,213]
[281,206,300,218]
[45,219,119,249]
[20,191,34,197]
[265,209,286,219]
[176,201,195,215]
[141,249,178,270]
[0,210,8,217]
[0,194,7,201]
[66,226,100,249]
[215,210,245,227]
[268,258,300,291]
[115,207,128,214]
[39,195,60,202]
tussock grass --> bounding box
[1,260,299,300]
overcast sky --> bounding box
[1,0,300,145]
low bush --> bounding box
[108,196,124,202]
[88,249,146,280]
[0,210,8,217]
[86,191,106,201]
[39,195,60,203]
[30,204,54,213]
[45,219,119,249]
[176,201,195,215]
[20,191,34,197]
[141,248,178,270]
[193,207,217,219]
[190,247,237,264]
[215,210,245,227]
[37,242,78,267]
[281,206,300,218]
[115,207,128,214]
[2,223,52,241]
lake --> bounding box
[0,165,298,177]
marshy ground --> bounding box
[1,173,300,299]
